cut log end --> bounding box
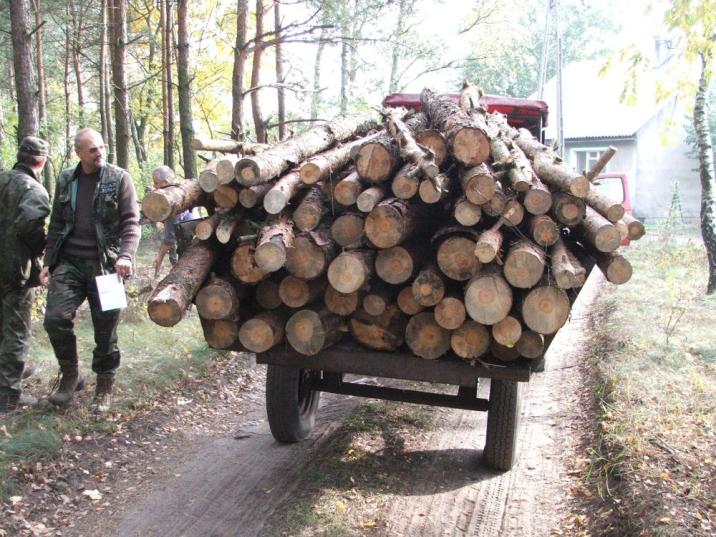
[522,285,570,335]
[254,241,287,273]
[147,301,182,327]
[235,159,261,185]
[451,320,490,360]
[491,315,522,348]
[286,309,344,356]
[454,199,482,226]
[434,297,466,330]
[397,286,424,315]
[327,252,372,294]
[375,246,414,285]
[355,144,394,183]
[324,286,360,316]
[364,204,404,249]
[141,193,172,222]
[437,236,481,281]
[464,272,513,325]
[406,312,451,359]
[299,162,322,185]
[451,128,490,167]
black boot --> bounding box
[48,360,84,407]
[0,392,19,413]
[90,374,113,414]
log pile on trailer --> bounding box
[145,82,642,367]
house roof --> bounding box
[534,60,664,140]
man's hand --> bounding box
[115,257,133,280]
[39,267,51,287]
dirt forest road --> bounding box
[71,274,602,537]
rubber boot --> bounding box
[48,360,84,407]
[0,392,19,413]
[90,374,113,414]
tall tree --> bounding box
[309,23,326,120]
[176,0,196,179]
[99,0,115,163]
[108,0,130,169]
[662,1,715,293]
[63,3,72,160]
[231,0,249,140]
[274,0,286,140]
[9,0,38,140]
[31,0,53,194]
[70,1,86,125]
[387,0,408,93]
[160,0,175,168]
[251,0,266,142]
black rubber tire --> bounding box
[265,364,320,443]
[483,379,522,471]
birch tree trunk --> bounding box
[694,53,716,294]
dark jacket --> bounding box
[0,164,51,287]
[44,163,140,272]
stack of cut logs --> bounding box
[144,83,643,364]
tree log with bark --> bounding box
[148,240,218,327]
[236,114,378,185]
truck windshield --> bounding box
[593,177,624,203]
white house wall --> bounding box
[634,99,701,220]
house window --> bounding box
[573,149,607,173]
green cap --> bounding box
[18,136,49,157]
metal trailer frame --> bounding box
[256,342,540,471]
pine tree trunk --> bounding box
[251,0,266,143]
[141,179,207,222]
[109,0,130,169]
[310,24,326,120]
[273,1,286,140]
[231,0,249,140]
[9,0,38,140]
[176,0,197,179]
[71,4,85,124]
[31,0,52,194]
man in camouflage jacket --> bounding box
[40,128,140,414]
[0,137,51,413]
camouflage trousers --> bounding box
[43,256,121,375]
[0,285,32,397]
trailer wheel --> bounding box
[483,379,522,471]
[266,364,320,443]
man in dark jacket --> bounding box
[0,137,51,413]
[40,128,140,414]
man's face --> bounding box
[76,132,106,172]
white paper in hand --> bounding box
[95,274,128,311]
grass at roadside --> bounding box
[587,224,716,536]
[0,238,221,501]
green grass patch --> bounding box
[0,240,223,501]
[587,223,716,536]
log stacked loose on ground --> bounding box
[148,83,642,366]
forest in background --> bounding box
[0,0,619,196]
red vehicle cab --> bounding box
[593,172,631,245]
[382,92,549,141]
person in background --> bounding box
[150,166,200,276]
[0,137,51,413]
[40,128,140,414]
